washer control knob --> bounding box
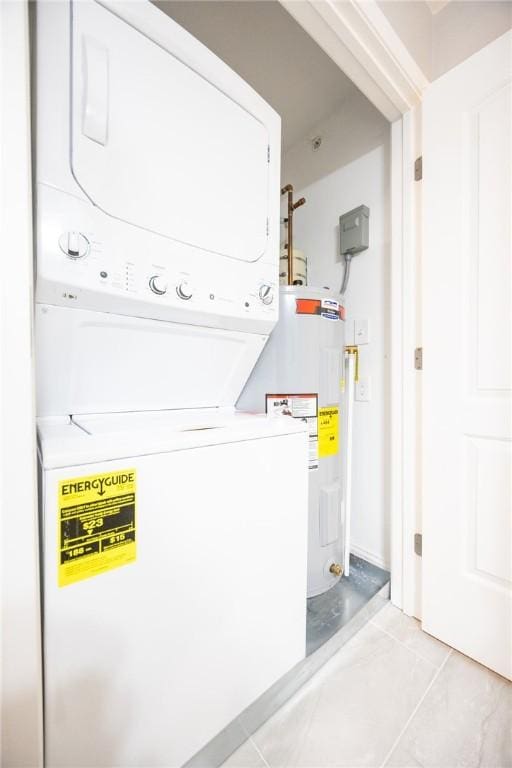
[149,275,167,295]
[59,231,90,259]
[176,281,193,301]
[259,284,274,305]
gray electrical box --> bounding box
[339,205,369,255]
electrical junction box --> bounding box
[339,205,370,255]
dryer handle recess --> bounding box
[82,36,109,146]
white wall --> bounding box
[0,3,43,765]
[431,1,512,79]
[378,0,512,81]
[284,98,391,569]
[283,90,390,191]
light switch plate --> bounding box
[355,318,369,345]
[355,377,371,402]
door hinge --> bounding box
[414,347,423,370]
[414,533,423,557]
[266,217,269,236]
[414,156,422,181]
[267,145,270,163]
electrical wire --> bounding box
[340,254,352,296]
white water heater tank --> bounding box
[238,286,346,597]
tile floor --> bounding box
[222,603,512,768]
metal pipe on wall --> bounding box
[281,184,305,284]
[343,348,356,578]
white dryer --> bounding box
[34,2,309,765]
[35,0,281,416]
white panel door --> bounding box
[422,32,512,679]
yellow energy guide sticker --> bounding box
[58,469,136,587]
[318,406,339,458]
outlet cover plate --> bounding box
[355,377,371,402]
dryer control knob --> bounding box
[176,281,193,301]
[259,284,274,305]
[149,275,167,295]
[59,231,90,259]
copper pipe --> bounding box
[345,345,360,383]
[281,184,294,284]
[281,186,306,285]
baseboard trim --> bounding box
[351,544,390,571]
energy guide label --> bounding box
[318,406,339,458]
[58,469,136,587]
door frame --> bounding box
[279,0,427,615]
[390,107,423,616]
[0,2,44,766]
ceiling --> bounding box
[154,1,359,152]
[425,0,451,14]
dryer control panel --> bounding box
[36,184,278,335]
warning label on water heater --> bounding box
[266,393,319,470]
[295,298,346,321]
[58,469,136,587]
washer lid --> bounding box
[71,0,272,263]
[38,409,306,469]
[72,407,271,435]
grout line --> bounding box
[379,648,454,768]
[249,736,271,768]
[369,618,449,669]
[235,718,270,768]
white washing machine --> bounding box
[34,2,309,765]
[38,409,307,767]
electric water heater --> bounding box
[238,285,346,597]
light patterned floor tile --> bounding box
[371,602,451,668]
[251,621,436,767]
[385,650,512,768]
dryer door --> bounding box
[70,0,271,263]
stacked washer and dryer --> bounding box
[35,2,310,766]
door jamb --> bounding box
[0,2,44,765]
[279,0,428,121]
[278,0,426,615]
[391,108,422,616]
